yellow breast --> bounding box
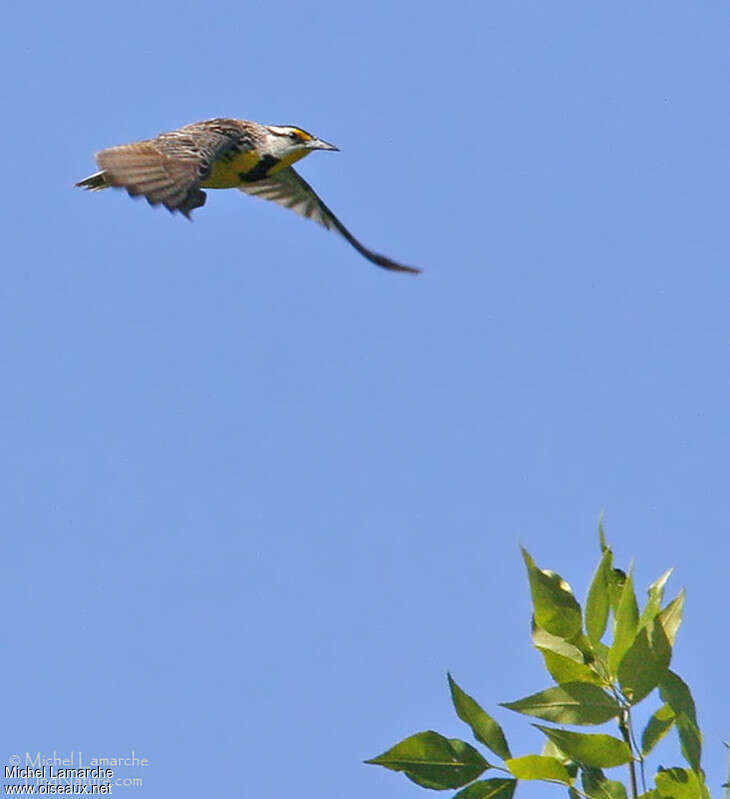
[201,148,311,189]
[268,149,310,173]
[202,151,261,188]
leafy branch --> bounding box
[366,529,713,799]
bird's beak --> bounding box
[308,137,339,152]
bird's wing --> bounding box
[238,167,420,274]
[91,126,243,218]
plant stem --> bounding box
[624,707,646,794]
[618,709,638,799]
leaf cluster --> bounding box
[366,531,711,799]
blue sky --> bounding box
[3,1,729,796]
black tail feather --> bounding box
[75,171,109,191]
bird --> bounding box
[76,118,420,274]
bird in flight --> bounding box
[76,118,420,274]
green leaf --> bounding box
[541,738,570,761]
[659,671,697,725]
[532,621,595,666]
[641,704,675,756]
[598,518,607,552]
[607,568,627,613]
[638,569,673,628]
[592,640,610,663]
[617,617,672,703]
[522,548,582,639]
[533,726,633,768]
[654,767,709,799]
[567,631,598,664]
[597,781,628,799]
[453,779,517,799]
[607,571,639,675]
[675,713,702,773]
[504,755,573,784]
[501,683,620,725]
[585,547,613,644]
[449,674,511,760]
[580,765,606,787]
[581,767,629,799]
[539,740,578,781]
[532,621,584,660]
[657,591,684,646]
[659,672,702,773]
[365,731,489,789]
[539,648,598,685]
[532,622,598,684]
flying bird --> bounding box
[76,118,420,274]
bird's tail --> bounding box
[75,171,110,191]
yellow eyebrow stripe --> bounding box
[290,128,313,141]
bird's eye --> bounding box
[289,130,301,141]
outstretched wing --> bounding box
[238,167,420,274]
[79,123,247,218]
[91,140,204,217]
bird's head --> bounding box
[264,125,339,165]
